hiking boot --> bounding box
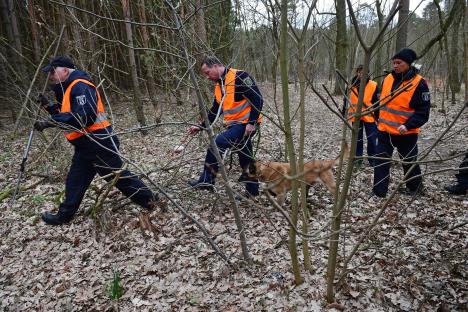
[41,211,74,225]
[188,179,214,191]
[444,184,468,195]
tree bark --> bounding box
[67,0,85,68]
[334,0,348,94]
[448,3,463,103]
[122,0,148,133]
[395,0,409,52]
[279,0,303,285]
[373,0,385,84]
[464,0,468,101]
[27,0,41,64]
[138,0,160,121]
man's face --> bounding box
[201,64,222,81]
[356,69,362,79]
[392,59,410,74]
[49,67,69,84]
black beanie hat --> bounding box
[41,56,76,72]
[392,48,417,65]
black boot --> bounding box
[41,211,74,225]
[188,179,214,190]
[444,184,468,195]
[188,169,215,190]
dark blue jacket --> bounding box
[46,70,114,147]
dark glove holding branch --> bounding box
[34,119,54,132]
[37,93,50,107]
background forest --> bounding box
[0,0,467,311]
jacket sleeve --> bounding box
[236,71,263,124]
[404,79,431,130]
[200,99,220,127]
[51,82,99,130]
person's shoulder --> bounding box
[235,70,256,87]
[235,69,249,78]
[417,76,429,90]
[70,81,94,96]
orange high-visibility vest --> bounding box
[348,80,378,123]
[60,79,111,141]
[214,68,262,126]
[378,73,423,135]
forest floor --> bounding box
[0,83,466,311]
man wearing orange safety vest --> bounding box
[34,56,161,225]
[187,56,263,198]
[348,65,379,167]
[373,48,431,198]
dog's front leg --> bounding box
[277,192,286,206]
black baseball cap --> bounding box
[41,56,76,72]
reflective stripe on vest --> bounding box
[61,79,111,141]
[378,73,423,135]
[214,68,262,126]
[348,80,377,123]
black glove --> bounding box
[37,94,50,107]
[34,119,54,132]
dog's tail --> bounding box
[304,142,350,174]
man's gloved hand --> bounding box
[37,94,50,107]
[34,119,54,132]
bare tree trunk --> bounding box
[334,0,348,94]
[326,0,401,302]
[464,0,468,101]
[395,0,409,52]
[56,2,70,52]
[67,0,85,68]
[298,34,312,274]
[279,0,303,285]
[193,0,212,105]
[7,0,22,57]
[374,0,385,84]
[449,3,463,103]
[82,0,96,69]
[138,0,160,121]
[122,0,148,133]
[293,1,316,274]
[27,0,41,64]
[194,0,208,64]
[2,0,25,79]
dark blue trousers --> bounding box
[373,131,422,196]
[59,136,154,217]
[456,150,468,186]
[355,120,378,166]
[199,123,259,196]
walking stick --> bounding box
[11,26,65,205]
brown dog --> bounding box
[248,144,349,205]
